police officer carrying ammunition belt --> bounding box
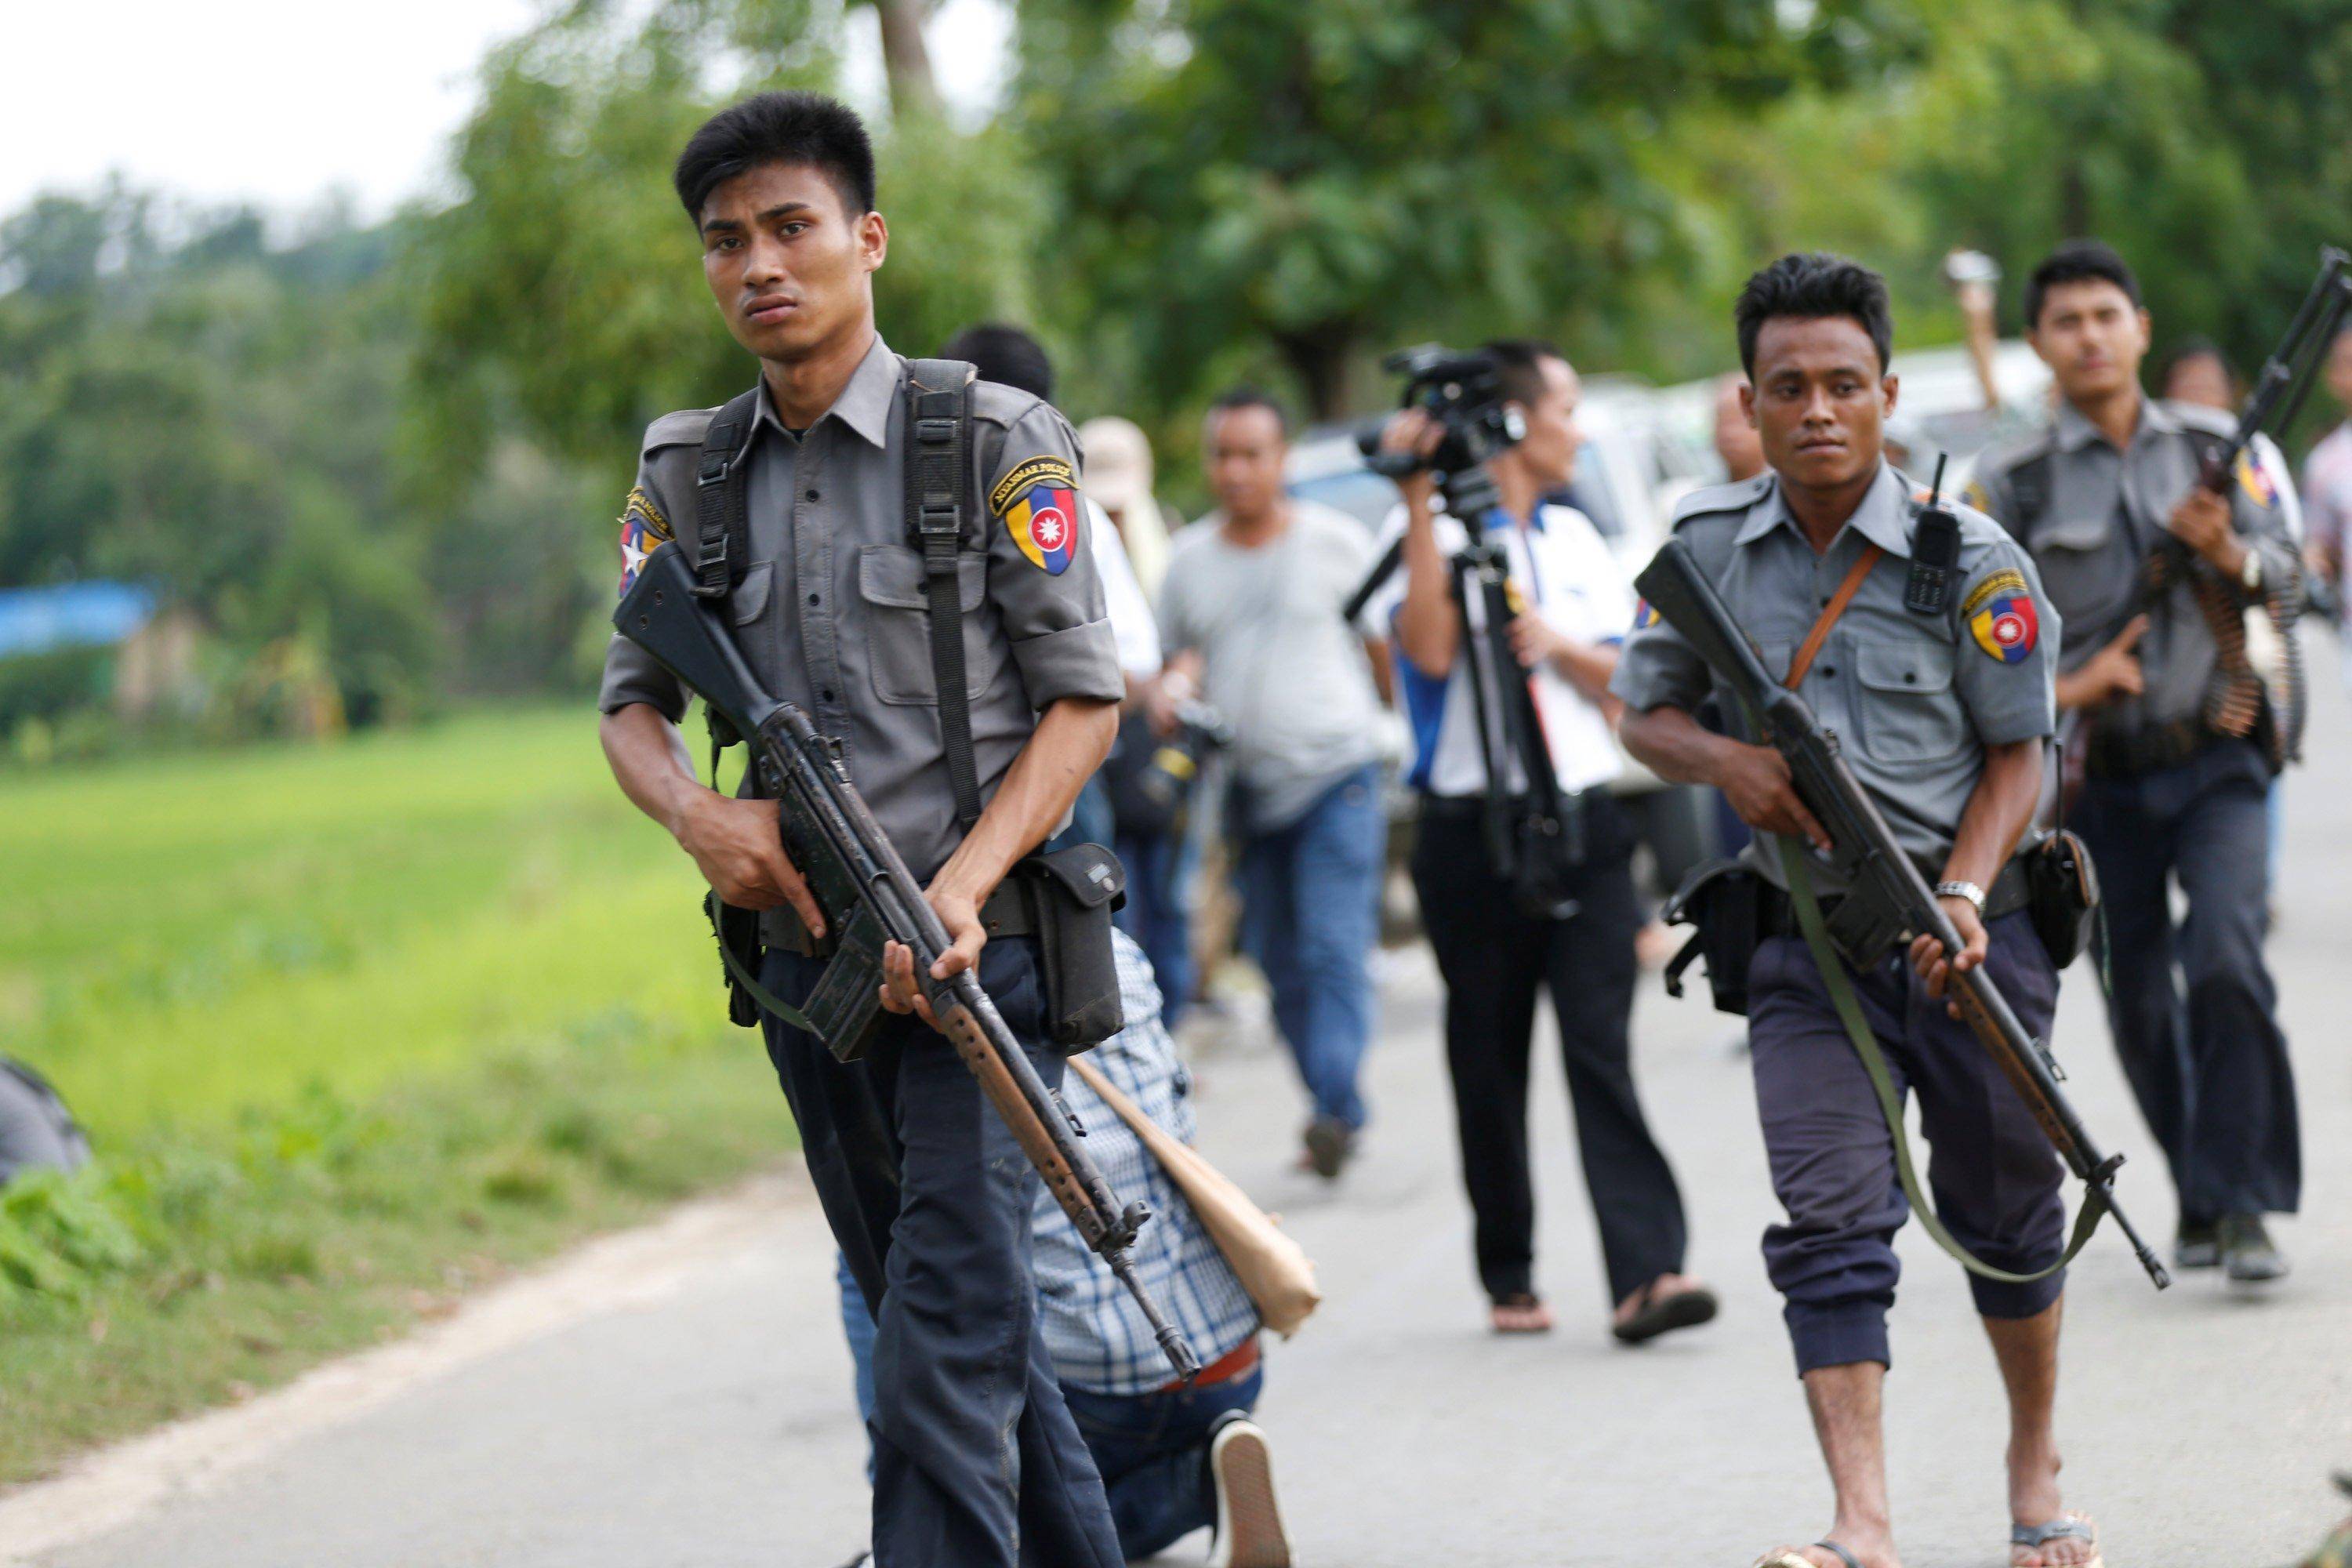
[1973,240,2303,1284]
[1368,340,1712,1344]
[1615,255,2101,1568]
[595,93,1127,1566]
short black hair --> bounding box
[2024,239,2141,331]
[941,323,1054,404]
[1479,339,1568,408]
[2156,335,2232,390]
[1733,252,1894,379]
[1207,386,1289,438]
[673,91,876,223]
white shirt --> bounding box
[1087,496,1162,679]
[1363,501,1631,797]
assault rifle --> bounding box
[1635,538,2171,1290]
[615,543,1202,1379]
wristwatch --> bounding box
[1933,880,1987,915]
[2241,547,2264,593]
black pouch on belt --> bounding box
[2024,827,2101,970]
[1010,842,1129,1050]
[1660,856,1782,1016]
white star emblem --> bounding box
[1036,514,1064,547]
[621,535,648,579]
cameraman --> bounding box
[1370,341,1713,1341]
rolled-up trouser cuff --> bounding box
[1785,1296,1892,1377]
[1968,1265,2065,1323]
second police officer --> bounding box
[1972,240,2304,1283]
[1613,255,2099,1568]
[593,93,1128,1567]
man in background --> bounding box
[1973,240,2303,1282]
[1156,390,1391,1178]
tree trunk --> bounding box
[1274,322,1359,424]
[872,0,943,122]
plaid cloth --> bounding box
[1032,930,1261,1395]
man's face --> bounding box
[1712,374,1765,481]
[1204,405,1287,521]
[2027,279,2150,405]
[698,162,886,362]
[2161,351,2234,412]
[1504,355,1584,492]
[1744,315,1894,493]
[2326,328,2352,414]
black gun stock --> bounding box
[1635,538,2170,1290]
[615,544,1203,1379]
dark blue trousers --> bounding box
[1748,910,2067,1376]
[1061,1367,1265,1561]
[2074,736,2300,1220]
[759,937,1122,1568]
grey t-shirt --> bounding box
[1159,501,1384,832]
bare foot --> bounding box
[1490,1294,1553,1334]
[2009,1440,2096,1566]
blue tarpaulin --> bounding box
[0,583,158,659]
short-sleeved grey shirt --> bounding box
[597,334,1123,885]
[1156,501,1385,833]
[1969,397,2300,735]
[1610,463,2060,891]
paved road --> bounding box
[21,670,2352,1566]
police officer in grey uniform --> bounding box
[596,93,1126,1568]
[1615,255,2099,1568]
[1973,240,2301,1283]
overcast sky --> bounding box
[0,0,1011,224]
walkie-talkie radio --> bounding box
[1905,453,1960,617]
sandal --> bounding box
[2012,1514,2103,1568]
[1753,1543,1860,1568]
[1613,1279,1719,1344]
[1489,1292,1553,1334]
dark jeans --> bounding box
[1060,1367,1265,1561]
[1748,909,2067,1376]
[1409,794,1688,1306]
[1236,764,1385,1131]
[2075,736,2300,1219]
[1114,826,1196,1030]
[760,936,1120,1568]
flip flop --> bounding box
[1752,1543,1860,1568]
[1490,1292,1553,1334]
[2012,1514,2103,1568]
[1613,1280,1720,1344]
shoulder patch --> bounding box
[992,456,1081,575]
[616,486,672,597]
[2234,448,2280,510]
[1967,574,2038,663]
[1962,479,1992,513]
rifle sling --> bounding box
[716,935,820,1036]
[1787,543,1883,688]
[1774,837,2107,1285]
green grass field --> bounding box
[0,708,794,1486]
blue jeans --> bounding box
[1113,827,1196,1029]
[1236,764,1385,1131]
[1060,1367,1265,1561]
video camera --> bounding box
[1355,344,1526,481]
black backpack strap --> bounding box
[692,388,762,601]
[904,357,984,830]
[2007,452,2053,543]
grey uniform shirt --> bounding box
[1610,463,2060,893]
[1969,397,2298,735]
[597,334,1123,886]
